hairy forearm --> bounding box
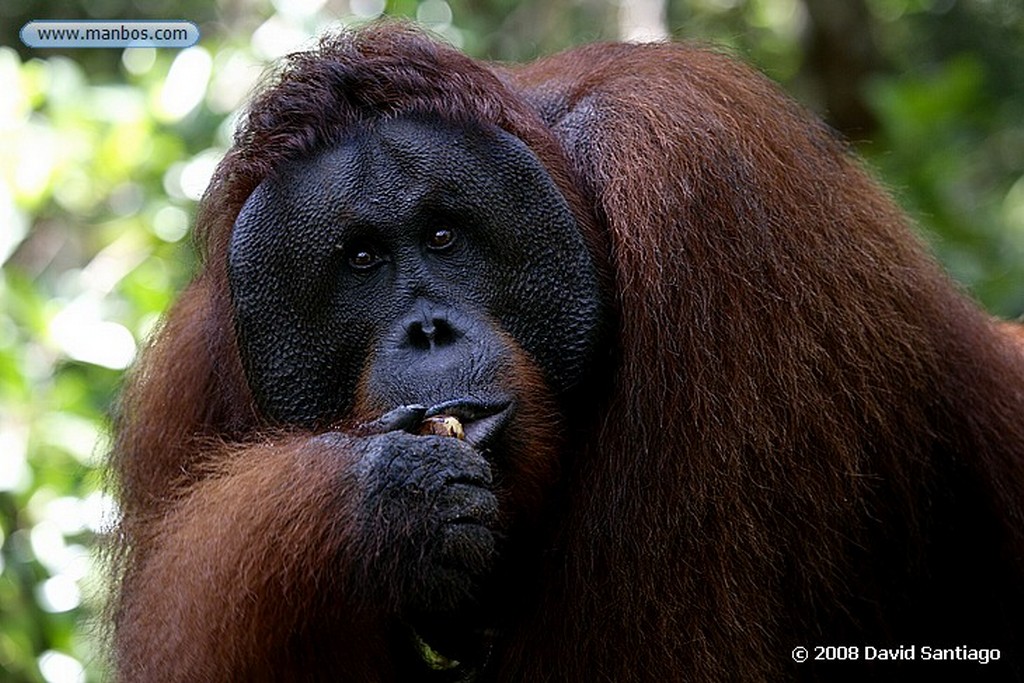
[112,435,388,681]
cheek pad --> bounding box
[440,127,601,393]
[229,183,371,425]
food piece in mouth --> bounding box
[417,415,465,440]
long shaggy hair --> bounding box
[108,23,1024,682]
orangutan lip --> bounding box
[424,399,513,448]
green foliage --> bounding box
[866,56,1024,315]
[0,44,207,682]
[1,1,1020,681]
[862,0,1024,315]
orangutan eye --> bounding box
[426,227,456,251]
[346,243,382,270]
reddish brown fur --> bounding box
[109,23,1024,681]
[1001,320,1024,346]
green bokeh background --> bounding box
[1,1,1022,680]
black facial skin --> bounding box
[228,115,601,430]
